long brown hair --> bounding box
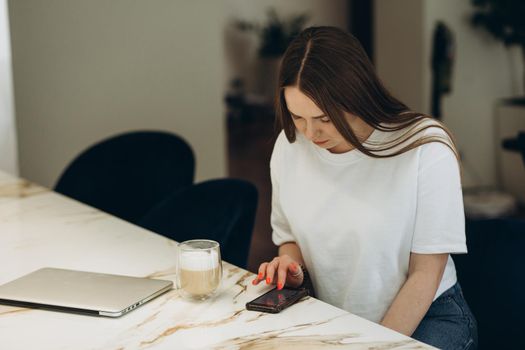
[276,26,459,159]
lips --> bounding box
[313,140,328,145]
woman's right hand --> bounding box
[252,254,304,290]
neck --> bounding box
[328,118,375,154]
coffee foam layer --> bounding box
[179,250,220,271]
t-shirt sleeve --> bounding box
[270,132,296,246]
[411,138,467,254]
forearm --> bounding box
[380,253,447,336]
[380,271,441,336]
[278,242,305,265]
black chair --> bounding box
[55,131,195,224]
[453,218,525,350]
[139,179,258,268]
[55,130,258,268]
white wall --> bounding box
[9,0,347,188]
[9,0,225,187]
[375,0,521,187]
[423,0,522,188]
[375,0,426,113]
[0,0,17,175]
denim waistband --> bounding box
[437,282,461,300]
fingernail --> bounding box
[277,282,283,290]
[266,277,271,284]
[252,279,257,285]
[258,272,263,279]
[290,264,297,272]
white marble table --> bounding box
[0,170,433,349]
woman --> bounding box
[252,26,478,350]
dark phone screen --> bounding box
[250,288,302,307]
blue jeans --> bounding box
[412,283,478,350]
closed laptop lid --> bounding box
[0,267,173,317]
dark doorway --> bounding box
[349,0,374,62]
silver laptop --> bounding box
[0,267,173,317]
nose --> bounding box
[303,121,320,140]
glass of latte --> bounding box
[177,239,222,300]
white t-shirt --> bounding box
[270,120,467,323]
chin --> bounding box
[327,143,346,153]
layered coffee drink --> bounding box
[177,240,222,300]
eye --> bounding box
[291,115,302,120]
[320,116,331,123]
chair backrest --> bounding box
[55,131,195,224]
[453,218,525,350]
[138,178,258,269]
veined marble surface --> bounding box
[0,171,434,349]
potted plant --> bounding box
[236,9,309,101]
[470,0,525,103]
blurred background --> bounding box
[1,0,524,273]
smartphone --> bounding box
[245,287,309,313]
